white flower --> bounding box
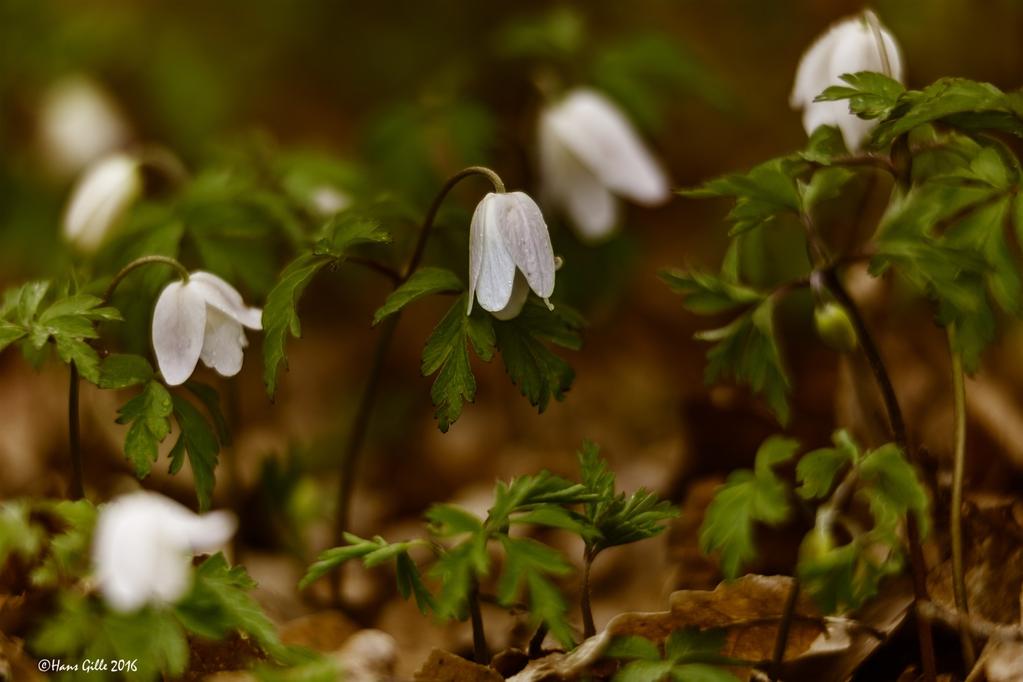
[152,272,262,386]
[790,11,904,149]
[62,153,143,253]
[468,192,556,321]
[38,75,131,178]
[308,185,352,218]
[538,88,669,240]
[92,491,236,612]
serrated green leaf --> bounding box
[796,430,859,500]
[859,443,930,539]
[660,270,764,315]
[99,354,155,389]
[665,627,728,664]
[421,295,495,432]
[699,436,797,578]
[117,381,173,478]
[682,159,801,235]
[425,504,484,536]
[396,552,436,615]
[185,381,232,446]
[816,71,905,122]
[373,267,463,325]
[170,394,221,511]
[262,253,333,397]
[696,299,791,423]
[613,660,675,682]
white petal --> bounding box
[471,193,518,313]
[490,192,556,300]
[152,281,207,386]
[188,271,262,329]
[62,154,142,252]
[93,492,236,613]
[199,308,246,377]
[539,116,619,240]
[490,271,531,321]
[790,22,841,108]
[543,89,669,205]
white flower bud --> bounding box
[790,11,904,149]
[92,491,236,612]
[539,88,669,240]
[62,153,143,253]
[468,192,556,320]
[152,271,262,386]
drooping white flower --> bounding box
[62,153,143,253]
[790,11,904,149]
[468,192,556,321]
[152,272,262,386]
[38,75,131,178]
[538,88,670,240]
[92,491,236,612]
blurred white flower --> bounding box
[93,491,236,612]
[62,153,143,253]
[468,192,556,321]
[152,272,262,386]
[539,88,669,241]
[308,185,352,218]
[790,11,903,149]
[38,75,131,178]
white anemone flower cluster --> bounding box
[62,153,143,254]
[538,88,669,241]
[790,11,904,149]
[152,271,262,386]
[92,491,236,612]
[468,191,556,321]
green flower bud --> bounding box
[814,302,858,353]
[799,522,836,564]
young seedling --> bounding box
[604,628,743,682]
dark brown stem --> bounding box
[68,362,84,499]
[822,268,937,682]
[581,548,597,638]
[770,579,800,680]
[469,579,490,664]
[527,623,549,658]
[331,167,506,603]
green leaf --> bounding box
[696,298,791,423]
[421,295,495,432]
[373,267,463,325]
[430,537,489,619]
[682,158,801,235]
[170,394,221,511]
[660,270,764,314]
[605,636,662,661]
[493,300,580,414]
[262,253,333,397]
[396,552,436,615]
[185,381,233,446]
[664,627,728,664]
[669,664,740,682]
[0,321,25,353]
[796,430,859,499]
[613,660,675,682]
[497,535,575,647]
[116,381,173,478]
[299,533,383,589]
[801,166,856,213]
[99,354,155,389]
[176,553,291,662]
[816,71,905,122]
[699,436,798,578]
[0,501,45,569]
[30,500,96,588]
[426,504,484,537]
[859,443,930,539]
[800,125,850,165]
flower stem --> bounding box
[947,324,977,668]
[67,362,84,499]
[580,548,597,638]
[822,267,937,682]
[103,255,190,302]
[469,578,490,664]
[331,167,507,602]
[770,578,801,680]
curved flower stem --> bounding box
[66,255,189,500]
[103,255,190,302]
[947,324,977,668]
[331,167,506,603]
[67,362,84,499]
[822,268,937,682]
[864,10,894,78]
